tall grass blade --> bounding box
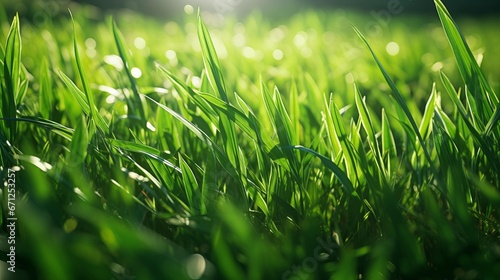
[434,0,499,135]
[197,13,240,173]
[196,93,285,163]
[354,83,385,178]
[57,69,90,114]
[439,71,499,172]
[2,13,21,142]
[70,12,108,132]
[352,24,433,166]
[419,84,437,140]
[111,19,147,122]
[323,93,359,182]
[261,82,300,180]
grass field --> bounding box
[1,0,500,279]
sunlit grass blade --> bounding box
[439,71,499,172]
[57,69,90,114]
[109,139,181,173]
[155,63,218,121]
[419,83,437,140]
[354,83,386,178]
[1,13,21,142]
[433,106,458,138]
[323,93,359,182]
[142,93,246,205]
[283,145,355,195]
[111,19,147,122]
[435,0,498,134]
[196,93,285,162]
[179,154,201,213]
[351,24,433,166]
[261,82,300,181]
[70,12,108,133]
[196,13,227,102]
[197,13,240,173]
[67,115,89,168]
[0,116,73,140]
[4,13,21,101]
[355,85,377,148]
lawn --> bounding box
[0,0,499,279]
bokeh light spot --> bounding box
[186,254,206,279]
[131,67,142,78]
[273,49,284,60]
[184,5,194,15]
[431,62,444,72]
[85,38,96,49]
[134,37,146,50]
[294,32,308,47]
[86,48,96,58]
[165,50,177,60]
[386,42,400,56]
[232,33,246,47]
[242,46,256,58]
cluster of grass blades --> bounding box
[1,0,499,279]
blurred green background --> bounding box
[1,0,500,280]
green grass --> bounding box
[1,1,500,279]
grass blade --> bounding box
[110,139,181,173]
[354,83,385,177]
[57,69,90,114]
[111,19,147,122]
[381,108,397,157]
[439,71,499,173]
[283,145,355,195]
[179,154,201,213]
[70,12,108,133]
[435,0,498,135]
[68,115,89,167]
[1,13,21,142]
[419,84,437,140]
[261,82,300,180]
[197,14,239,166]
[351,24,433,166]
